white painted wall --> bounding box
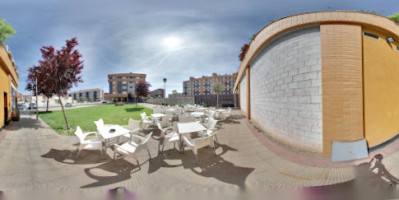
[249,26,323,152]
[239,72,247,114]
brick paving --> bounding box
[0,106,398,199]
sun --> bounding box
[162,36,181,49]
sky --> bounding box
[2,0,398,95]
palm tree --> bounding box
[212,82,225,108]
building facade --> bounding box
[20,95,72,108]
[234,11,399,157]
[150,88,165,98]
[183,73,237,97]
[0,43,18,129]
[103,93,109,102]
[69,88,104,102]
[108,73,146,102]
[168,92,183,98]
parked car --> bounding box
[65,103,75,107]
[29,102,36,110]
[18,103,25,110]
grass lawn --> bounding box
[39,104,153,135]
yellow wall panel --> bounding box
[363,28,399,147]
[0,65,11,128]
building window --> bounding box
[363,32,379,39]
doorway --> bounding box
[4,92,8,125]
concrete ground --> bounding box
[0,104,398,199]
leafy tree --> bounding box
[34,38,84,129]
[26,64,56,112]
[239,44,249,61]
[389,13,399,22]
[134,80,151,106]
[212,82,226,108]
[0,19,16,44]
[172,90,177,94]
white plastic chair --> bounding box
[182,130,218,162]
[74,126,102,158]
[113,132,153,169]
[204,110,215,122]
[140,112,152,130]
[122,118,141,139]
[156,122,179,153]
[94,119,113,129]
[221,107,232,120]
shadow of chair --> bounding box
[81,159,140,188]
[41,148,110,164]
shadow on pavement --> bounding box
[41,148,110,164]
[157,143,253,190]
[300,154,399,200]
[218,114,244,125]
[81,159,141,188]
[6,114,45,130]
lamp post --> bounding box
[163,78,167,98]
[36,78,38,120]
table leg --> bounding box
[179,134,183,153]
[101,141,106,159]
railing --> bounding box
[147,97,194,106]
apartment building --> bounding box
[150,88,164,98]
[69,88,104,102]
[183,73,237,97]
[108,73,146,102]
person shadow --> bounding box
[368,154,399,185]
[353,154,399,200]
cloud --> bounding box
[2,0,398,94]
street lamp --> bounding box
[163,78,167,98]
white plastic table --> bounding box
[177,122,207,152]
[98,125,132,158]
[151,113,167,118]
[190,112,204,118]
[151,113,167,124]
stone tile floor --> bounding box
[0,104,398,199]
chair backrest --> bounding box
[140,112,148,120]
[141,132,153,145]
[161,117,170,127]
[94,119,104,128]
[208,118,218,130]
[208,110,215,117]
[74,126,85,142]
[127,118,140,131]
[156,122,163,130]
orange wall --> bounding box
[0,65,10,128]
[363,28,399,147]
[321,24,364,157]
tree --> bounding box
[212,82,226,108]
[134,80,151,106]
[26,65,56,112]
[239,44,249,61]
[34,38,84,130]
[0,19,16,44]
[389,13,399,23]
[172,90,177,94]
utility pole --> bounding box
[163,78,167,98]
[36,78,38,120]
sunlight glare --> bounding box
[162,36,181,49]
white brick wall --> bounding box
[239,72,247,113]
[248,26,322,152]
